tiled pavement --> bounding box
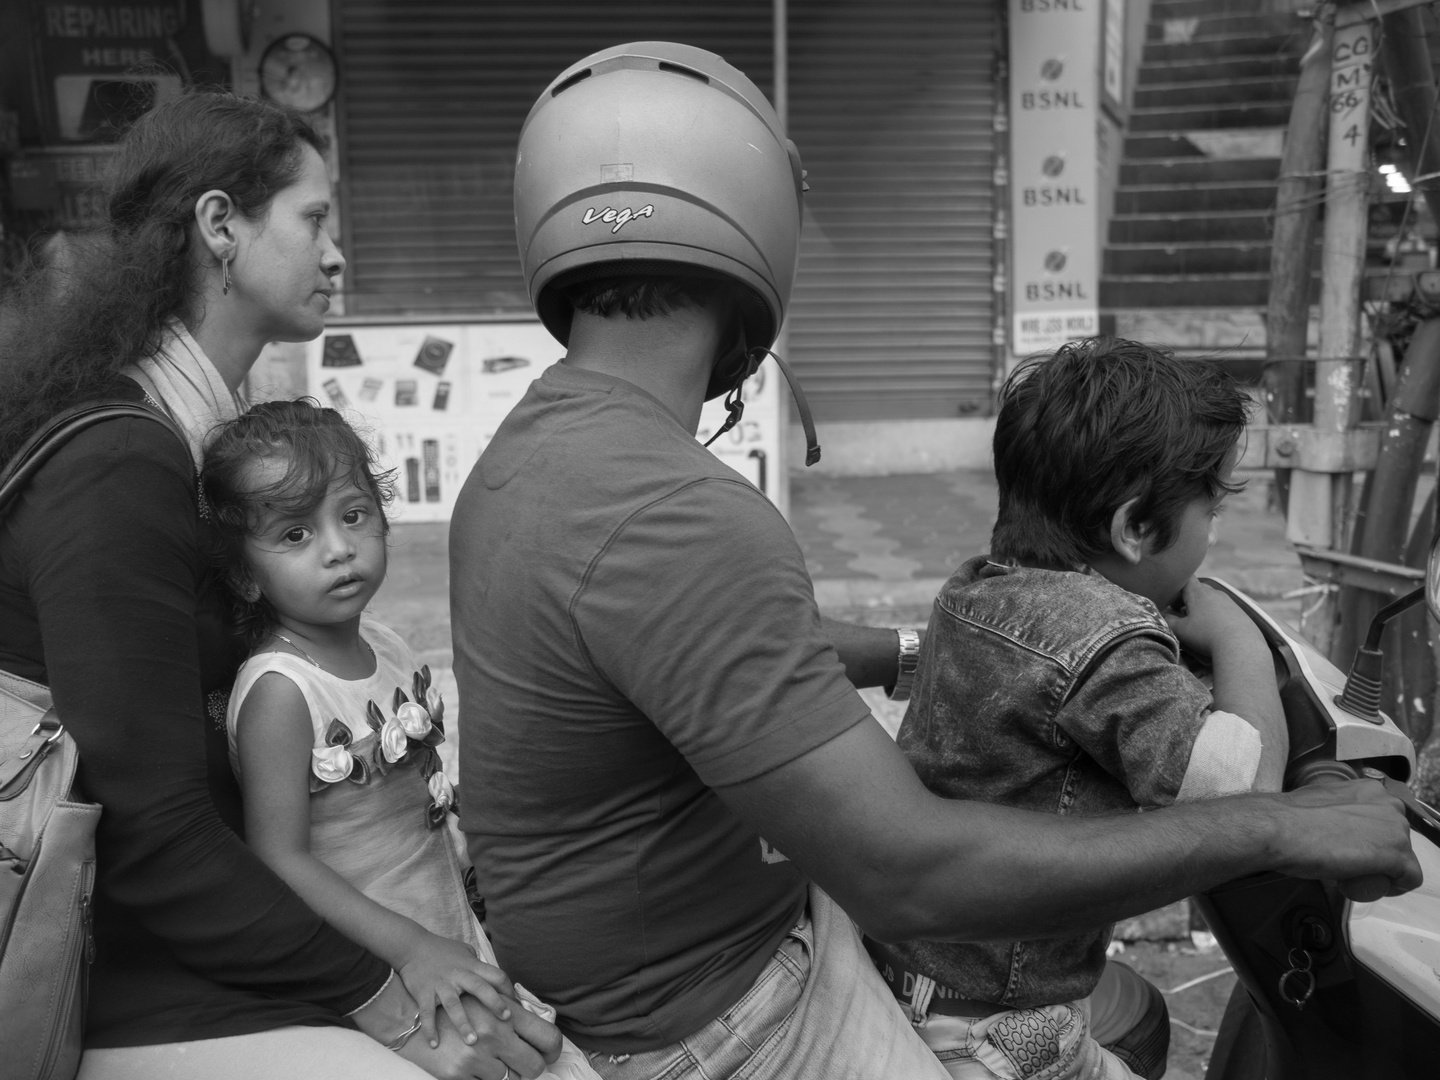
[790,472,997,583]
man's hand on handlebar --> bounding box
[1267,778,1422,900]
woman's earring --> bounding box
[222,254,232,296]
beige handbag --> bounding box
[0,400,180,1079]
[0,674,99,1080]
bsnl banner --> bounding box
[1009,0,1100,356]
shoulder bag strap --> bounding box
[0,400,186,792]
[0,400,187,517]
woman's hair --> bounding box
[0,91,324,463]
[990,337,1250,569]
[202,399,394,645]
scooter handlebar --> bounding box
[1287,758,1361,789]
[1288,763,1428,900]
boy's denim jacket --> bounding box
[889,555,1214,1008]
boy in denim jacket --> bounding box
[874,339,1287,1080]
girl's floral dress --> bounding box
[225,614,482,958]
[227,615,602,1079]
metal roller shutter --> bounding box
[333,0,772,316]
[787,0,997,421]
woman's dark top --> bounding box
[0,385,392,1047]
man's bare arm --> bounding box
[715,715,1419,944]
[822,617,921,690]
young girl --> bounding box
[203,399,598,1079]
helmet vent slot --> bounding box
[552,69,593,96]
[657,62,709,84]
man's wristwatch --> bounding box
[886,627,922,701]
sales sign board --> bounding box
[302,323,782,524]
[1009,0,1100,356]
[28,0,226,144]
[303,323,555,523]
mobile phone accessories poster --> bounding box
[304,324,780,523]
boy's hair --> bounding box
[990,337,1250,569]
[201,399,395,644]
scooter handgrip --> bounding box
[1337,874,1396,903]
[1286,758,1360,789]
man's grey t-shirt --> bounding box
[450,363,868,1052]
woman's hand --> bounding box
[350,972,422,1045]
[398,930,520,1048]
[398,992,565,1080]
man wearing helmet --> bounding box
[450,42,1418,1080]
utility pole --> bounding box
[1328,4,1440,741]
[1265,11,1333,510]
[1289,18,1375,658]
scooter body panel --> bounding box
[1199,855,1440,1079]
[1194,579,1440,1077]
[1201,577,1415,779]
[1348,829,1440,1022]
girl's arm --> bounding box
[237,671,517,1049]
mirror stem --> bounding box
[1337,586,1426,719]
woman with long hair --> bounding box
[0,92,558,1080]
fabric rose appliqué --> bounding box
[312,742,354,783]
[395,700,432,740]
[357,665,455,828]
[311,718,367,786]
[428,772,455,811]
[379,717,410,763]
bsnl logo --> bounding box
[581,204,655,233]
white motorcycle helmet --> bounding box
[514,41,819,461]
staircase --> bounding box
[1101,0,1312,351]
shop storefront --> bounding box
[331,0,1001,426]
[1,0,1007,509]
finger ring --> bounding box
[500,1069,511,1080]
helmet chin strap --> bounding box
[702,377,748,448]
[702,328,822,466]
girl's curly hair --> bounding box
[0,91,323,463]
[201,399,395,646]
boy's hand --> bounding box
[397,931,518,1049]
[1163,578,1259,658]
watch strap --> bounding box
[887,627,921,701]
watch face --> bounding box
[260,34,336,112]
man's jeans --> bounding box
[914,1002,1141,1080]
[587,885,948,1080]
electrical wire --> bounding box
[1163,967,1235,995]
[1338,10,1440,417]
[1368,13,1440,328]
[1170,1018,1220,1038]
